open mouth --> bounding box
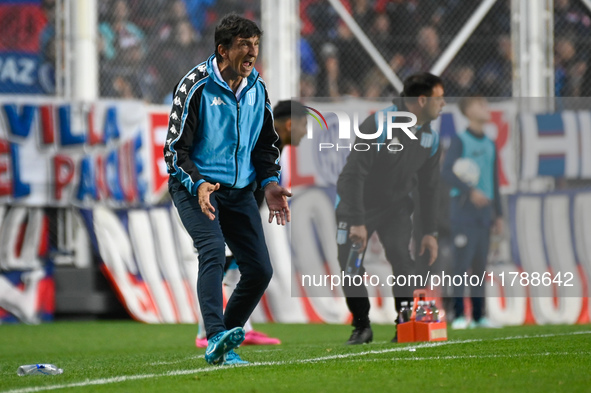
[242,60,253,68]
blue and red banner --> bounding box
[0,99,151,206]
[503,190,591,325]
[520,111,591,179]
[0,0,50,94]
[0,206,54,323]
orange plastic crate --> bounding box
[397,289,448,343]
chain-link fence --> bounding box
[300,0,591,99]
[554,0,591,97]
[552,1,591,188]
[445,0,512,97]
[300,0,512,98]
[2,1,590,100]
[97,0,262,104]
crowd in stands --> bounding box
[300,0,591,99]
[97,0,260,103]
[554,0,591,97]
[301,0,513,98]
[93,0,591,103]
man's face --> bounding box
[290,116,307,146]
[424,84,446,121]
[220,35,259,78]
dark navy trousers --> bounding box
[450,196,492,321]
[336,198,416,328]
[169,177,273,339]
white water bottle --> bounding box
[398,301,410,323]
[17,364,63,376]
[415,301,427,321]
[430,300,440,322]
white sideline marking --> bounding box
[148,356,201,366]
[344,351,584,362]
[3,331,590,393]
[247,348,284,353]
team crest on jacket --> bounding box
[247,90,255,106]
[420,133,434,148]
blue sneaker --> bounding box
[223,350,249,365]
[451,316,469,330]
[474,317,501,329]
[204,327,245,365]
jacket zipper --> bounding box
[230,76,259,188]
[233,102,240,187]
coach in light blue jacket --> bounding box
[164,15,291,366]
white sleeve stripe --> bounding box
[169,78,208,185]
[175,62,206,95]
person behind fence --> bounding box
[441,96,503,330]
[335,72,445,345]
[164,14,292,366]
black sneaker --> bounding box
[345,326,373,345]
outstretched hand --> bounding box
[197,182,220,220]
[265,182,292,225]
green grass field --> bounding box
[0,322,590,393]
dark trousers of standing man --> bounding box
[169,177,273,339]
[450,196,492,321]
[450,224,490,321]
[336,199,416,328]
